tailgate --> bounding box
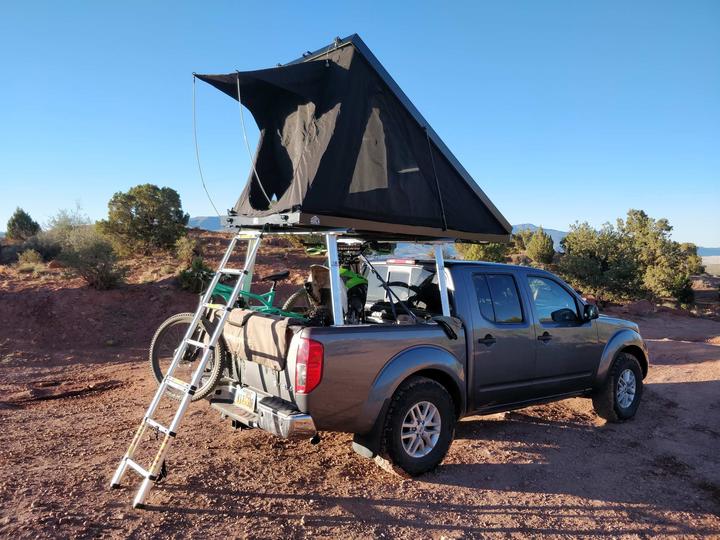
[222,308,302,404]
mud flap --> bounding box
[351,398,389,459]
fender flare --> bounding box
[353,345,465,440]
[593,328,649,387]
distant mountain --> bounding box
[188,216,223,231]
[512,223,567,251]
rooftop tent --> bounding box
[196,34,512,242]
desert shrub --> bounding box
[18,249,43,265]
[98,184,189,254]
[178,257,213,293]
[17,263,38,274]
[678,242,704,275]
[526,227,555,265]
[175,235,201,266]
[617,209,697,302]
[59,226,126,290]
[45,206,92,246]
[6,208,40,241]
[559,223,641,302]
[560,210,701,304]
[23,233,62,261]
[285,233,325,250]
[455,241,508,262]
[20,207,92,261]
[511,229,535,252]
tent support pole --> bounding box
[325,234,345,325]
[241,232,261,293]
[434,245,451,317]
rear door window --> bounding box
[473,273,524,323]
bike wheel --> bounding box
[148,312,226,401]
[281,287,312,314]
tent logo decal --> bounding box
[310,215,321,225]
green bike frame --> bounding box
[211,266,366,321]
[212,282,306,319]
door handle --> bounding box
[478,334,496,346]
[537,332,552,343]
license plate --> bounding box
[234,387,257,413]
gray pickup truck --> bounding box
[187,258,649,476]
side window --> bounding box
[527,276,578,323]
[472,274,495,321]
[473,273,524,324]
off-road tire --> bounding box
[148,312,227,401]
[379,376,456,476]
[282,288,311,312]
[592,352,643,422]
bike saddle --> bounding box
[262,269,290,282]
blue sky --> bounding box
[1,1,718,245]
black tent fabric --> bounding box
[196,35,511,242]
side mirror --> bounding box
[583,304,599,321]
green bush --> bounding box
[23,233,62,261]
[21,207,92,261]
[175,235,201,266]
[559,223,641,302]
[559,210,702,305]
[59,226,126,290]
[678,242,704,275]
[455,242,508,262]
[45,206,91,246]
[6,208,40,241]
[512,229,534,251]
[18,249,43,265]
[98,184,189,254]
[526,227,555,265]
[178,257,213,293]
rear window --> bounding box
[365,265,436,304]
[473,273,524,324]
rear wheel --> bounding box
[379,376,456,476]
[148,312,226,401]
[592,352,644,422]
[282,287,312,314]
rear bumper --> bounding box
[256,402,316,439]
[210,386,316,440]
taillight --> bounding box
[295,338,323,394]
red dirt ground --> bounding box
[1,231,719,538]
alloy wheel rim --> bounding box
[401,401,442,458]
[616,368,637,409]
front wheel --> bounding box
[148,312,227,401]
[592,352,644,422]
[379,376,456,476]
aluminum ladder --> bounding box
[109,233,261,508]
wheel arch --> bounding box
[351,345,465,459]
[594,329,649,387]
[619,344,648,378]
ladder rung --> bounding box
[164,377,196,395]
[185,338,210,349]
[219,268,246,276]
[204,303,228,311]
[145,417,175,437]
[126,458,154,480]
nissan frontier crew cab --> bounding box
[170,258,649,476]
